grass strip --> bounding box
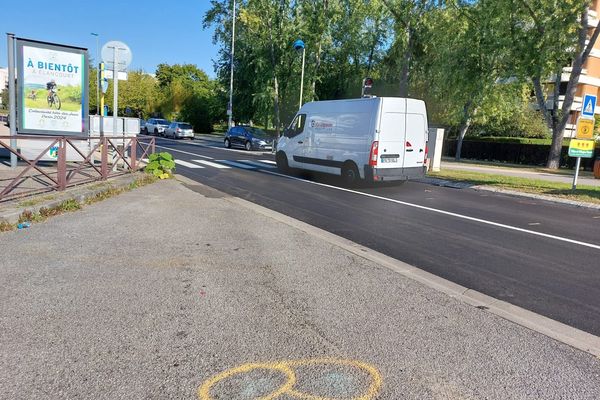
[428,170,600,205]
[0,175,157,232]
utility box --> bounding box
[89,115,139,137]
[428,128,444,172]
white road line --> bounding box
[175,159,205,169]
[217,160,256,169]
[194,160,231,169]
[238,160,276,169]
[261,170,600,251]
[259,159,276,165]
[155,144,213,159]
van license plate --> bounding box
[381,158,398,163]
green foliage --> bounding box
[145,152,175,179]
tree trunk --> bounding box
[310,0,328,101]
[399,26,414,97]
[267,18,281,136]
[455,102,474,161]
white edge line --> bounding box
[260,170,600,251]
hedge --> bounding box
[443,139,600,170]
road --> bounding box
[151,135,600,337]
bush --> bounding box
[444,139,599,169]
[145,152,175,179]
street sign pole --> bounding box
[99,62,104,137]
[112,46,118,137]
[228,0,236,130]
[7,33,17,168]
[572,157,582,190]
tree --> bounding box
[1,88,9,110]
[381,0,440,96]
[422,1,511,159]
[506,0,600,168]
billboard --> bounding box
[16,38,89,135]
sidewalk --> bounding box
[441,158,600,187]
[1,178,598,399]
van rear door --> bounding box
[377,102,406,170]
[403,103,427,171]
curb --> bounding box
[175,174,600,359]
[418,177,600,210]
[0,173,147,225]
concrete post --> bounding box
[428,128,445,172]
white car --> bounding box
[275,97,428,185]
[165,122,194,139]
[144,118,170,136]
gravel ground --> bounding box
[0,179,599,399]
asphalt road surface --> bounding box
[151,136,600,337]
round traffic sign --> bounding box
[101,41,132,71]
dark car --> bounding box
[224,126,273,151]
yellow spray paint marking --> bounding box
[198,362,296,400]
[197,358,382,400]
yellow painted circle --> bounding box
[197,362,296,400]
[285,358,382,400]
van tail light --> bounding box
[369,141,379,167]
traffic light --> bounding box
[362,77,374,97]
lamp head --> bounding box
[293,39,305,51]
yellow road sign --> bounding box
[576,117,595,139]
[569,139,595,158]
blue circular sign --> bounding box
[293,39,305,50]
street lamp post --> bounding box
[293,39,306,111]
[228,0,236,129]
[91,33,99,115]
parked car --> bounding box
[144,118,170,136]
[165,122,194,139]
[224,126,273,151]
[276,97,428,185]
[139,119,146,134]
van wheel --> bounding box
[341,162,360,187]
[224,138,231,148]
[276,152,289,172]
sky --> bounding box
[0,0,221,77]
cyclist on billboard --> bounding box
[46,79,61,109]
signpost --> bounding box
[570,94,597,190]
[101,41,131,136]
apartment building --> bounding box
[553,2,600,136]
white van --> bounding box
[275,97,428,184]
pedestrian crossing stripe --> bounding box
[217,160,256,169]
[151,158,277,170]
[193,160,231,169]
[175,159,205,169]
[238,160,276,169]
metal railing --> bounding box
[0,135,155,202]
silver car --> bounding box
[165,122,195,139]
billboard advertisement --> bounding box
[16,39,89,135]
